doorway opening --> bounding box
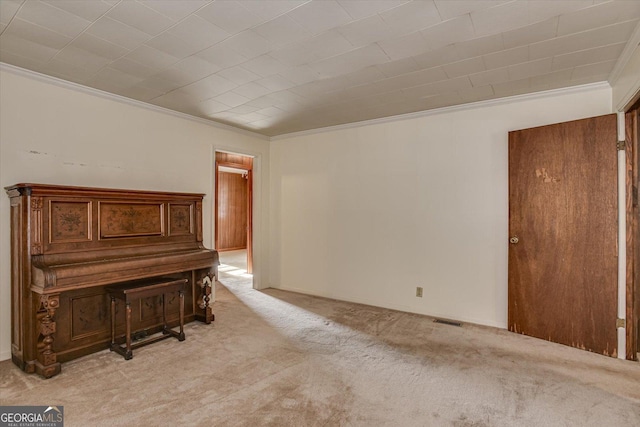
[215,151,253,279]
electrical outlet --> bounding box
[416,287,423,297]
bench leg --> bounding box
[124,302,132,360]
[110,297,116,351]
[161,293,168,335]
[178,290,185,341]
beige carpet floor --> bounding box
[1,271,640,426]
[219,249,248,271]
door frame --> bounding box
[213,150,255,274]
[625,99,640,360]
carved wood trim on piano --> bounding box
[5,184,219,378]
[35,294,61,378]
[196,201,203,242]
[30,197,43,255]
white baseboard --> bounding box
[272,285,506,329]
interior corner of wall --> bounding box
[612,38,640,111]
[615,84,640,112]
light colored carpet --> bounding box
[1,271,639,426]
[219,249,248,272]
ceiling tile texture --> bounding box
[1,0,639,136]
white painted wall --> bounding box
[0,68,270,361]
[270,84,613,329]
[0,66,620,364]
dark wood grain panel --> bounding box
[49,200,92,243]
[99,202,163,238]
[70,293,109,340]
[509,114,618,357]
[169,203,193,236]
[139,292,182,324]
[217,171,248,251]
[139,296,163,322]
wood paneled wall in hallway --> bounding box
[216,152,253,169]
[217,171,248,251]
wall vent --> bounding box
[433,318,462,327]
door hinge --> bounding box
[617,140,626,150]
[616,318,626,328]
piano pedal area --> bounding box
[132,330,148,341]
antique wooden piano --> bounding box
[6,184,219,378]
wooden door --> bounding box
[508,114,618,357]
[217,171,248,251]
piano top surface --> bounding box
[6,183,206,199]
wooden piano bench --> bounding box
[106,278,188,360]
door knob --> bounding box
[509,236,519,244]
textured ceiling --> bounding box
[1,0,639,137]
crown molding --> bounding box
[0,62,270,141]
[1,62,613,143]
[271,81,612,140]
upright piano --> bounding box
[5,184,219,378]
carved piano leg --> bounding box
[195,271,215,324]
[35,294,61,379]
